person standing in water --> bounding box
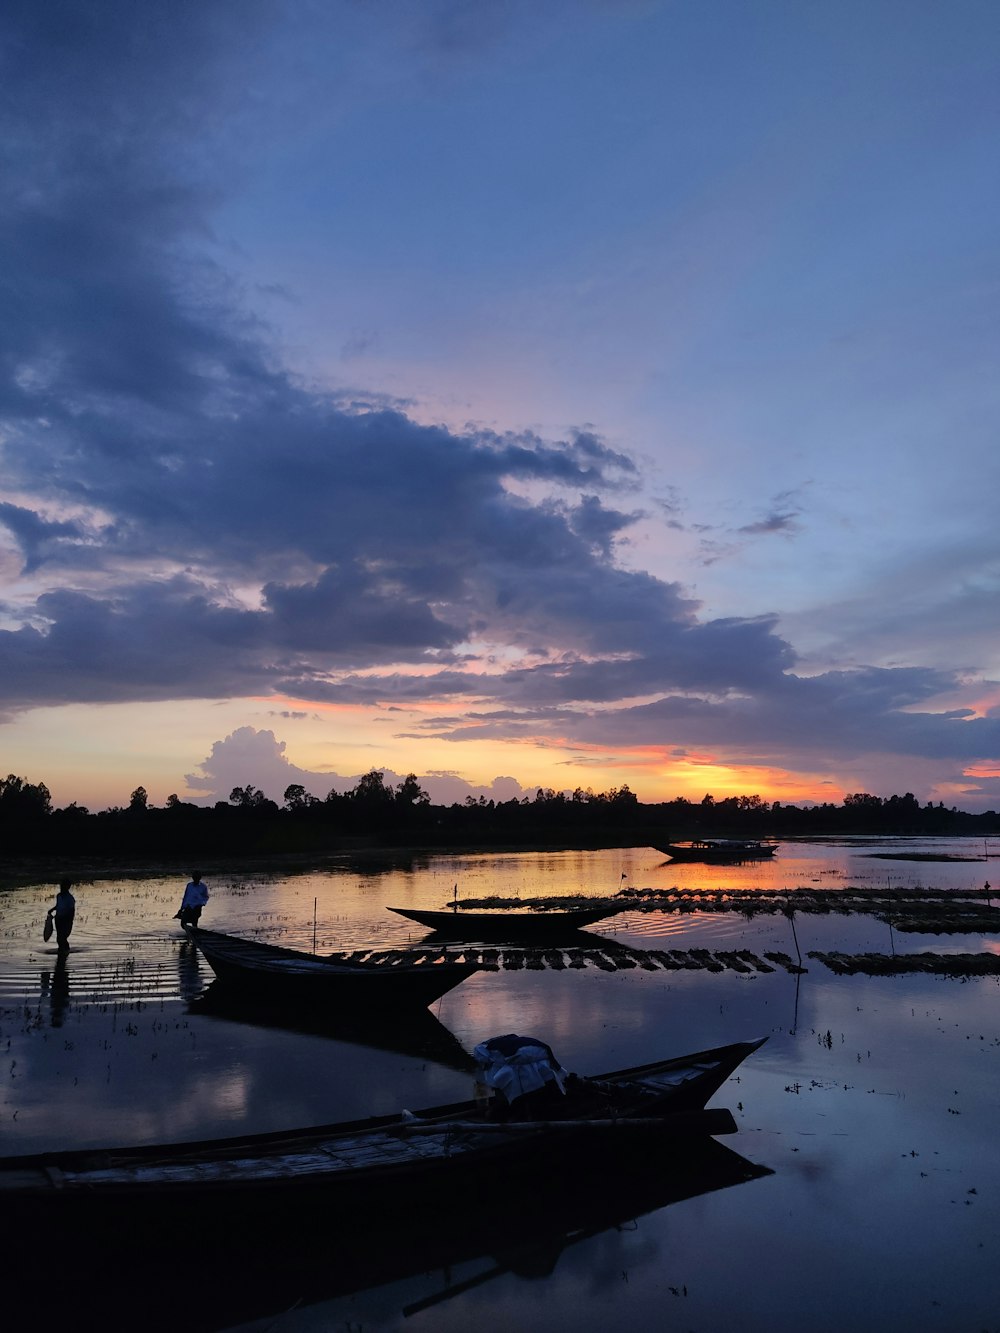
[176,872,209,928]
[50,879,76,952]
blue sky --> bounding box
[2,0,999,810]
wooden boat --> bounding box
[186,925,479,1007]
[0,1037,765,1227]
[658,838,779,863]
[387,903,620,940]
[0,1127,770,1331]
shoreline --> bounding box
[3,831,998,889]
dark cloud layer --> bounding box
[1,3,997,804]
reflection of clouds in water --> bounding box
[5,842,1000,1156]
[2,849,1000,1329]
[172,1065,254,1127]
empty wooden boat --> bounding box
[186,925,480,1008]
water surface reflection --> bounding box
[39,952,70,1026]
[2,841,999,1330]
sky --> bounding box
[2,0,1000,812]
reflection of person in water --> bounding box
[51,880,76,952]
[175,872,209,928]
[175,933,205,1003]
[40,952,71,1027]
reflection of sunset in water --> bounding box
[2,839,1000,1331]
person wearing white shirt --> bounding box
[176,872,209,927]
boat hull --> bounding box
[0,1131,771,1331]
[0,1037,765,1209]
[658,841,778,863]
[388,904,619,940]
[0,1036,767,1331]
[188,926,479,1007]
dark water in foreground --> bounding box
[2,838,1000,1331]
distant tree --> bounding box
[284,783,318,811]
[348,770,394,806]
[128,785,149,812]
[737,794,766,811]
[53,801,89,818]
[395,774,429,806]
[164,793,197,811]
[0,774,52,818]
[887,792,919,810]
[229,785,278,813]
[230,784,264,808]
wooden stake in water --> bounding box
[782,898,802,968]
[313,896,317,955]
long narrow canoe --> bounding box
[0,1037,765,1218]
[388,904,620,940]
[187,925,479,1007]
[657,839,779,862]
[1,1129,770,1331]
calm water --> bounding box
[3,838,1000,1331]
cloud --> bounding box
[737,488,806,538]
[0,0,671,714]
[184,726,531,806]
[185,727,324,803]
[387,663,1000,789]
[0,504,88,574]
[566,493,644,556]
[737,509,801,537]
[2,3,1000,808]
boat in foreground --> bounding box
[658,838,779,863]
[0,1037,765,1222]
[1,1124,770,1332]
[388,903,620,940]
[186,925,479,1008]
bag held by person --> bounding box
[43,910,54,942]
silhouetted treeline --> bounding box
[2,771,999,862]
